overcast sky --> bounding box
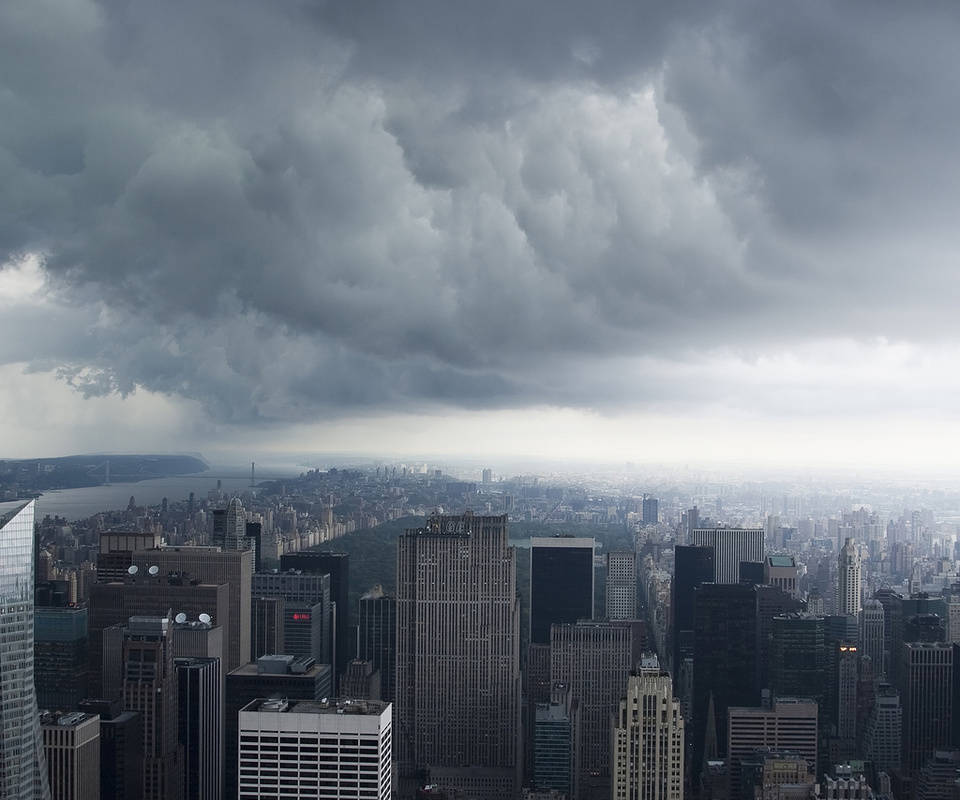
[3,1,960,471]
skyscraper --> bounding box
[837,538,862,617]
[357,587,397,703]
[122,615,184,800]
[396,513,521,799]
[642,496,659,526]
[606,551,638,620]
[175,658,221,800]
[899,642,955,777]
[0,500,51,800]
[530,537,595,644]
[612,655,684,800]
[672,545,714,677]
[690,528,764,585]
[860,599,886,677]
[40,711,100,800]
[237,698,392,800]
[551,621,637,800]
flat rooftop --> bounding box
[241,698,389,716]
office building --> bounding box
[692,583,761,783]
[612,655,684,800]
[34,605,88,712]
[860,600,886,677]
[606,551,637,620]
[122,616,184,800]
[357,587,397,703]
[533,684,576,796]
[252,572,332,664]
[175,658,221,800]
[340,659,381,701]
[89,576,228,699]
[672,545,714,676]
[78,699,142,800]
[237,698,392,800]
[551,621,636,800]
[691,528,764,585]
[835,643,859,741]
[771,613,827,712]
[837,538,862,617]
[860,684,901,775]
[250,595,284,661]
[727,699,819,800]
[396,513,521,800]
[642,497,659,526]
[131,547,253,674]
[764,555,799,598]
[40,711,100,800]
[280,552,350,685]
[530,537,595,645]
[900,642,955,777]
[225,655,332,800]
[0,500,51,800]
[211,497,250,551]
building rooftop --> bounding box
[241,698,389,716]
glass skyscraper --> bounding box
[0,500,51,799]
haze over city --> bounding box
[3,2,960,471]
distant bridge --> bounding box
[86,461,295,487]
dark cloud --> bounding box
[3,0,960,428]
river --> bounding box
[28,469,300,522]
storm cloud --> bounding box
[3,0,960,439]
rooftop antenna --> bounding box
[198,613,212,625]
[148,565,160,577]
[175,612,187,624]
[127,565,138,576]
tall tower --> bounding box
[0,500,51,800]
[690,528,764,585]
[122,615,184,800]
[529,537,595,644]
[837,538,862,617]
[606,551,638,620]
[612,655,684,800]
[860,599,886,677]
[899,642,955,777]
[396,513,521,800]
[357,586,397,703]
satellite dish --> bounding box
[198,613,211,625]
[148,565,160,576]
[127,565,139,575]
[175,612,187,624]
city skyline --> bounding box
[3,4,960,470]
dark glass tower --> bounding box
[280,551,350,683]
[672,545,714,674]
[529,536,595,645]
[0,500,50,800]
[176,657,221,800]
[357,587,397,703]
[692,583,760,783]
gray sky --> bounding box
[3,0,960,469]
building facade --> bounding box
[237,698,392,800]
[40,712,100,800]
[396,513,521,799]
[529,537,595,644]
[690,528,764,586]
[837,538,862,617]
[612,656,684,800]
[606,551,637,620]
[0,500,51,800]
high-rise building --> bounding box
[835,642,859,742]
[860,599,886,677]
[252,572,332,665]
[175,658,221,800]
[212,498,250,551]
[89,576,229,699]
[899,642,955,777]
[533,683,576,796]
[396,513,521,800]
[237,698,392,800]
[642,497,659,526]
[606,551,638,620]
[357,587,396,703]
[224,655,332,800]
[612,655,684,800]
[771,613,827,713]
[691,528,764,585]
[78,699,143,800]
[122,616,184,800]
[726,698,819,800]
[40,711,100,800]
[860,683,901,776]
[551,621,637,800]
[0,500,51,800]
[130,547,253,674]
[837,538,862,617]
[692,583,760,783]
[764,555,799,598]
[671,545,714,677]
[34,605,88,711]
[340,659,381,701]
[281,552,350,687]
[530,537,595,644]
